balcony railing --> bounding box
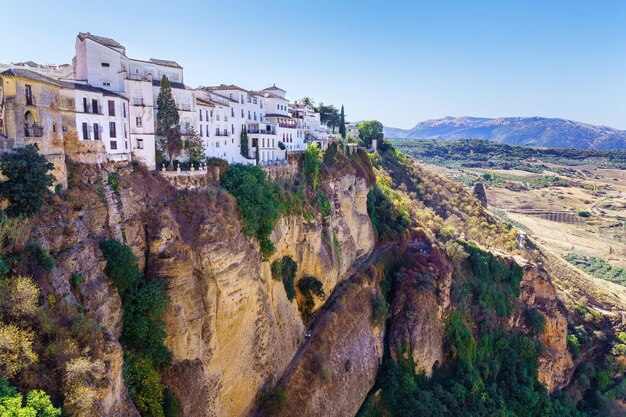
[215,131,229,137]
[278,122,296,129]
[248,128,277,135]
[24,124,44,137]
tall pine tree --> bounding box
[156,75,182,167]
[339,105,346,139]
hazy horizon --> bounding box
[1,0,625,130]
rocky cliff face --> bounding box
[257,266,385,417]
[510,266,574,392]
[32,159,582,417]
[35,161,374,417]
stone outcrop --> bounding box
[473,182,488,208]
[257,266,385,417]
[510,266,575,392]
[388,236,452,376]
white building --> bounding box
[73,32,196,168]
[59,81,131,161]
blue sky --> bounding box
[2,0,625,129]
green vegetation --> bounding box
[297,276,325,320]
[303,144,323,190]
[339,105,346,139]
[578,210,591,218]
[358,243,611,417]
[240,128,249,158]
[270,256,298,301]
[156,75,182,166]
[100,239,173,417]
[524,308,547,336]
[372,140,518,250]
[108,172,121,195]
[372,294,390,327]
[391,138,626,171]
[27,242,56,272]
[564,253,626,287]
[367,181,411,241]
[220,164,284,260]
[358,120,383,148]
[0,379,60,417]
[182,124,205,168]
[0,144,54,216]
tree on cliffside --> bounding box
[183,123,205,168]
[339,105,346,139]
[240,128,250,159]
[156,75,182,168]
[358,120,384,148]
[0,144,54,216]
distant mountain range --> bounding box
[383,116,626,150]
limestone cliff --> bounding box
[34,161,374,417]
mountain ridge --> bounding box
[383,116,626,150]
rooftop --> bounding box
[78,32,125,51]
[0,68,62,87]
[148,58,182,69]
[262,84,286,92]
[59,81,127,99]
[151,79,189,90]
[200,84,249,93]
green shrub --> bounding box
[108,172,121,195]
[0,145,54,217]
[303,145,323,190]
[372,294,390,326]
[27,242,56,272]
[100,239,140,295]
[367,185,411,240]
[578,210,591,218]
[124,354,165,417]
[163,391,181,417]
[297,276,325,320]
[567,334,581,358]
[0,379,61,417]
[318,192,331,217]
[71,273,84,288]
[524,308,547,336]
[272,256,297,301]
[220,164,284,260]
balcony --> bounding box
[25,95,36,106]
[278,122,297,129]
[133,98,144,106]
[24,124,44,137]
[215,131,229,137]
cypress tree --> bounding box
[240,128,250,158]
[339,105,346,139]
[156,75,182,167]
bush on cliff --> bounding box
[0,145,55,217]
[100,239,172,416]
[297,276,325,320]
[220,164,284,260]
[271,256,297,301]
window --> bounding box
[200,125,203,136]
[92,99,99,114]
[210,110,213,118]
[248,111,251,120]
[108,100,115,116]
[83,97,88,113]
[205,110,208,120]
[109,122,116,138]
[240,95,243,104]
[231,108,235,117]
[136,117,142,127]
[137,138,144,149]
[253,99,257,104]
[241,109,244,118]
[199,109,203,121]
[123,103,126,118]
[216,141,220,148]
[52,123,57,133]
[124,123,127,138]
[110,141,117,150]
[82,122,89,140]
[125,141,128,150]
[25,85,33,105]
[101,62,110,67]
[231,124,234,134]
[94,123,100,140]
[103,82,111,87]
